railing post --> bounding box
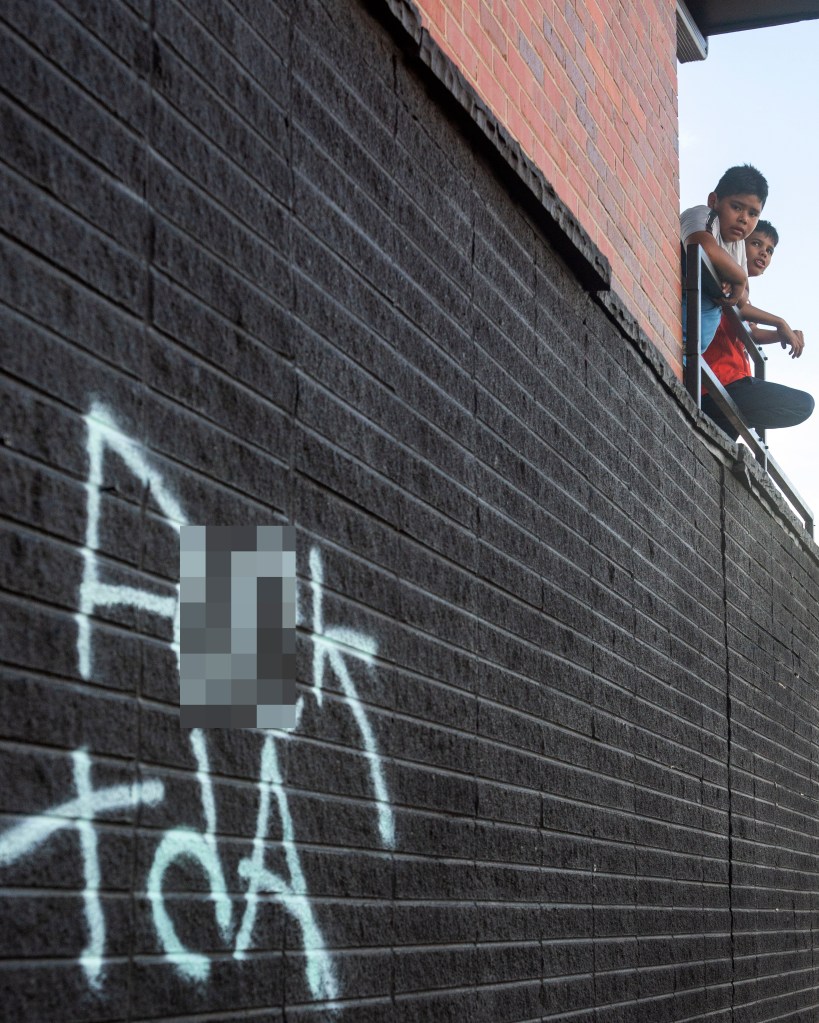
[753,329,766,445]
[684,243,702,406]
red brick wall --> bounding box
[416,0,682,374]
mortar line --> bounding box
[719,463,736,1020]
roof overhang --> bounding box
[686,0,819,36]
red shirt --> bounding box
[703,315,751,393]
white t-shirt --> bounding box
[680,204,747,272]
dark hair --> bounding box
[754,219,779,246]
[714,164,768,205]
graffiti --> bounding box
[0,402,394,1007]
[234,732,339,1001]
[307,548,394,848]
[146,728,233,982]
[0,750,164,989]
[75,401,185,683]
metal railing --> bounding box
[684,243,814,536]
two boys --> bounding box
[680,165,813,439]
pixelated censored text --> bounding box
[179,525,296,728]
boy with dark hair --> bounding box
[699,221,813,440]
[750,218,778,249]
[680,163,768,352]
[741,221,802,355]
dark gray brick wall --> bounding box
[1,1,818,1021]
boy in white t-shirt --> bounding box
[680,164,767,352]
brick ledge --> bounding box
[370,0,611,294]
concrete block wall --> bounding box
[1,1,818,1021]
[414,0,682,373]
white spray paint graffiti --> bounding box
[146,728,233,982]
[75,400,185,683]
[307,548,394,848]
[0,401,394,1005]
[234,732,339,1001]
[0,750,164,989]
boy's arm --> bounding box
[742,306,805,357]
[684,231,747,304]
[747,325,793,347]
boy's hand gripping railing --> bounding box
[685,243,814,537]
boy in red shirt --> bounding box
[700,221,813,440]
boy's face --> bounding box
[707,191,763,241]
[745,231,776,277]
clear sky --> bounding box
[678,20,819,523]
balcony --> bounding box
[684,243,814,536]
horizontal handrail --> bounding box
[685,243,814,536]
